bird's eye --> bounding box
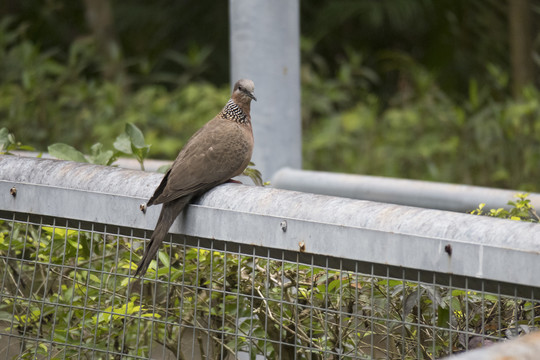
[238,86,243,91]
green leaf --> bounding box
[113,133,132,154]
[131,145,150,170]
[79,235,91,258]
[88,142,115,165]
[243,162,264,186]
[328,278,343,292]
[437,306,450,328]
[125,123,146,149]
[158,250,170,268]
[132,145,150,161]
[48,143,88,163]
[91,150,114,165]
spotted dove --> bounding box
[135,79,256,277]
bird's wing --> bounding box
[147,168,171,206]
[150,117,252,205]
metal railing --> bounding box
[1,155,540,359]
[272,168,540,213]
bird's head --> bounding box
[232,79,257,105]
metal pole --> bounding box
[229,0,302,181]
[272,167,540,213]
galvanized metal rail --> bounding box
[272,167,540,213]
[1,155,539,294]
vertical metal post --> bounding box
[229,0,302,181]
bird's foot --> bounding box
[227,179,243,184]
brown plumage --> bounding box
[135,79,256,277]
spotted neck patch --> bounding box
[220,100,249,124]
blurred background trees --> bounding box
[0,0,539,190]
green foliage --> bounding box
[2,4,539,358]
[0,19,228,160]
[48,143,89,163]
[0,222,157,358]
[47,123,150,170]
[302,52,540,191]
[113,123,151,170]
[5,0,537,98]
[1,219,534,358]
[471,193,540,222]
[108,83,228,159]
[242,162,267,186]
[0,127,35,155]
[301,0,517,98]
[2,9,540,190]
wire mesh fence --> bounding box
[1,210,539,359]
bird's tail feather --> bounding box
[134,196,193,277]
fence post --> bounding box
[229,0,302,181]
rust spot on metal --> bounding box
[445,244,452,256]
[299,241,305,252]
[139,203,147,214]
[10,187,16,197]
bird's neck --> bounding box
[220,99,251,124]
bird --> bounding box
[134,79,256,277]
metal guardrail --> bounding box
[1,155,540,359]
[11,150,171,173]
[2,156,540,291]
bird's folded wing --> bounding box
[150,119,251,205]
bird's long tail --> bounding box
[134,195,193,277]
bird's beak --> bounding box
[248,92,257,101]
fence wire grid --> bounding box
[0,211,539,360]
